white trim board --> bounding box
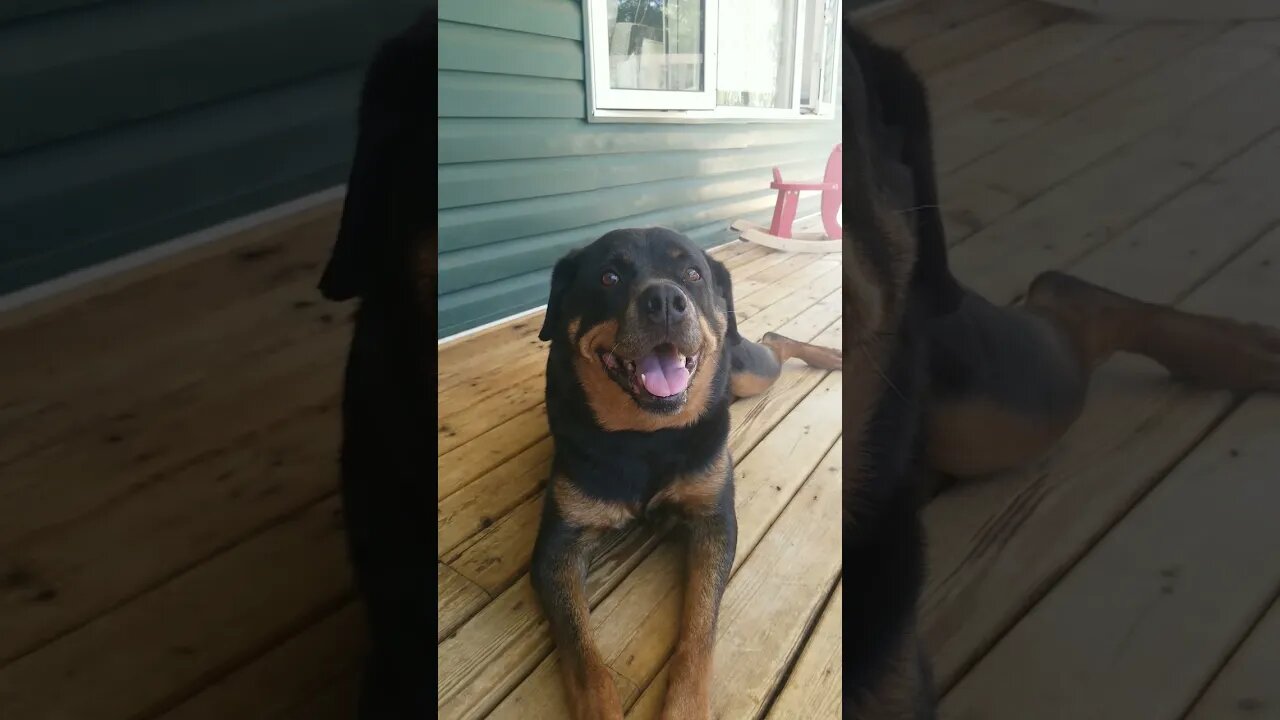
[0,185,346,322]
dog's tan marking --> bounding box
[730,370,776,398]
[926,397,1074,477]
[648,447,729,516]
[572,316,722,432]
[553,475,638,530]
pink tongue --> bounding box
[637,350,690,397]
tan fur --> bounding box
[553,475,638,530]
[572,316,722,432]
[926,398,1075,478]
[648,447,729,516]
[730,370,776,398]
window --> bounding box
[584,0,841,122]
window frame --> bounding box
[582,0,840,124]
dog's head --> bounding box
[539,227,739,429]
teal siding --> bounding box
[0,0,424,296]
[438,1,842,338]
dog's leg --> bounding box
[530,509,622,720]
[728,333,842,398]
[660,493,737,720]
[924,273,1280,479]
[1025,270,1280,392]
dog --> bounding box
[531,226,842,719]
[843,22,1280,719]
[317,12,435,718]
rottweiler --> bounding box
[317,12,435,719]
[844,21,1280,720]
[531,227,841,719]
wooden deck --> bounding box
[1,1,1279,718]
[438,236,844,720]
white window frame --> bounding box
[582,0,840,123]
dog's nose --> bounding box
[640,283,688,327]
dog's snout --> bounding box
[640,283,688,327]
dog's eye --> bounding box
[683,268,702,282]
[601,271,620,287]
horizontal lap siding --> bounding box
[0,0,424,296]
[437,5,841,337]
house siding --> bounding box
[438,1,842,338]
[0,0,424,296]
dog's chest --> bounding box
[557,448,730,530]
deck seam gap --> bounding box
[1175,582,1280,720]
[757,570,844,720]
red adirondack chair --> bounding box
[732,144,842,253]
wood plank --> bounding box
[0,402,342,666]
[158,604,365,720]
[438,438,552,557]
[482,374,842,720]
[940,394,1280,719]
[940,22,1280,245]
[624,441,842,720]
[933,23,1226,174]
[0,246,347,472]
[765,582,843,720]
[950,58,1280,306]
[0,498,352,720]
[439,564,489,643]
[865,0,1018,51]
[0,333,346,551]
[921,217,1280,691]
[438,404,549,502]
[925,20,1133,119]
[904,1,1071,76]
[1185,594,1280,720]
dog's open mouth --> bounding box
[598,342,700,400]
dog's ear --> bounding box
[318,15,431,301]
[706,253,742,346]
[538,249,581,341]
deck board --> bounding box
[941,395,1280,719]
[1185,593,1280,720]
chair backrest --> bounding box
[821,144,842,238]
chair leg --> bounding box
[820,190,841,240]
[770,191,800,238]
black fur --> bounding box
[318,10,435,719]
[843,22,961,719]
[538,230,738,502]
